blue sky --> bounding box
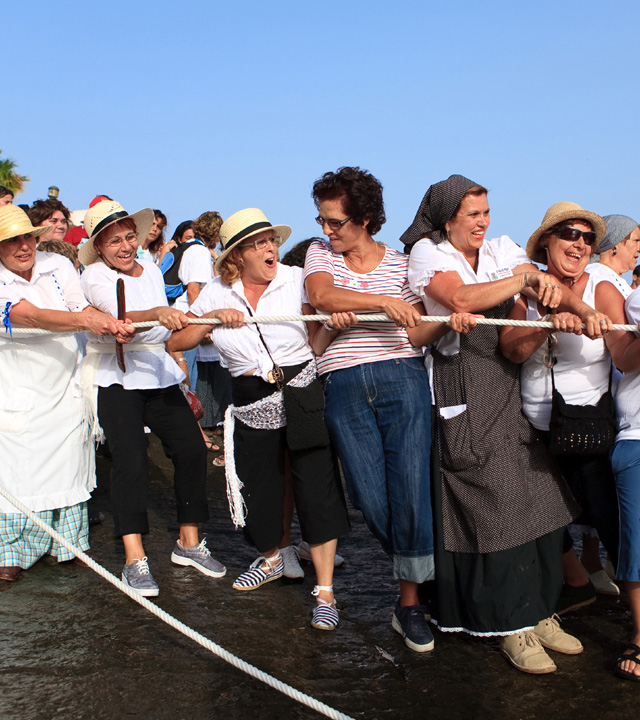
[4,0,640,263]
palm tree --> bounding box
[0,151,29,196]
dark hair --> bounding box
[172,220,194,244]
[0,185,14,200]
[281,238,320,268]
[312,166,386,236]
[633,265,640,278]
[193,211,223,249]
[28,198,71,227]
[148,209,167,254]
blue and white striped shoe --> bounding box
[232,552,284,591]
[311,585,339,631]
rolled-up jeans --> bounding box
[321,357,434,583]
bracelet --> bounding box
[323,321,336,332]
[523,271,529,289]
[176,357,187,362]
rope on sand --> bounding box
[0,486,355,720]
[4,313,639,335]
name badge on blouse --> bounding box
[489,267,513,281]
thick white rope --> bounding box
[0,485,354,720]
[4,313,639,335]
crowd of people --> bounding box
[1,171,639,679]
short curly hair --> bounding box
[37,238,79,267]
[281,238,320,268]
[193,211,223,249]
[312,166,386,236]
[28,198,71,227]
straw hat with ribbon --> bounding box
[214,208,291,273]
[78,200,154,266]
[526,202,606,264]
[0,205,54,243]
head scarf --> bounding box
[401,174,479,253]
[597,214,639,254]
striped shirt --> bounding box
[304,239,423,375]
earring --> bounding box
[613,248,617,256]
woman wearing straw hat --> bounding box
[404,181,610,674]
[501,206,640,614]
[79,200,226,597]
[168,207,351,631]
[0,205,125,583]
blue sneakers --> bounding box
[121,557,159,597]
[170,538,227,578]
[392,600,435,652]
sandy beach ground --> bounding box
[1,434,637,720]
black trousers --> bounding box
[98,383,209,537]
[232,372,350,553]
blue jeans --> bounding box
[322,357,434,583]
[611,440,640,581]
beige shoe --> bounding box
[500,632,557,674]
[533,615,583,655]
[590,569,620,596]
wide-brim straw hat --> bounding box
[0,205,54,243]
[78,200,154,266]
[214,208,291,273]
[526,202,606,264]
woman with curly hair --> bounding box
[304,166,476,653]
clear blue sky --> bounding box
[4,0,640,261]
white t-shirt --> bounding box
[408,234,528,356]
[190,263,313,381]
[586,262,633,299]
[80,259,184,389]
[173,242,214,313]
[615,290,640,441]
[304,239,422,375]
[520,274,611,431]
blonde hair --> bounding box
[218,245,280,285]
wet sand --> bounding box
[1,435,638,720]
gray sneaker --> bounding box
[121,557,159,597]
[280,545,304,579]
[171,537,227,578]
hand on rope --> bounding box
[448,312,481,335]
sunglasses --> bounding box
[315,216,351,230]
[553,226,597,246]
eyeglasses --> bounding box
[543,332,557,369]
[103,232,138,248]
[239,236,278,251]
[553,226,597,246]
[315,216,351,230]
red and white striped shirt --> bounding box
[304,239,423,375]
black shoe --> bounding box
[556,580,596,615]
[392,600,435,652]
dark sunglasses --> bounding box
[315,216,351,230]
[553,226,597,246]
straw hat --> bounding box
[214,208,291,273]
[0,205,54,243]
[78,200,154,266]
[526,202,606,264]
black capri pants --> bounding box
[232,368,350,553]
[98,383,209,537]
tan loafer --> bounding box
[500,632,557,674]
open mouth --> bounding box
[265,257,275,268]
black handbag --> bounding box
[282,380,331,452]
[547,335,616,457]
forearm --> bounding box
[186,283,202,307]
[166,323,211,352]
[407,320,451,348]
[307,281,389,314]
[500,326,550,363]
[9,300,82,332]
[446,274,526,313]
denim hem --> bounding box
[392,553,435,583]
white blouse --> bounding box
[615,290,640,442]
[80,259,184,390]
[190,264,314,381]
[408,234,528,355]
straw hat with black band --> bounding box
[0,205,54,243]
[78,200,154,266]
[215,208,291,273]
[526,202,606,265]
